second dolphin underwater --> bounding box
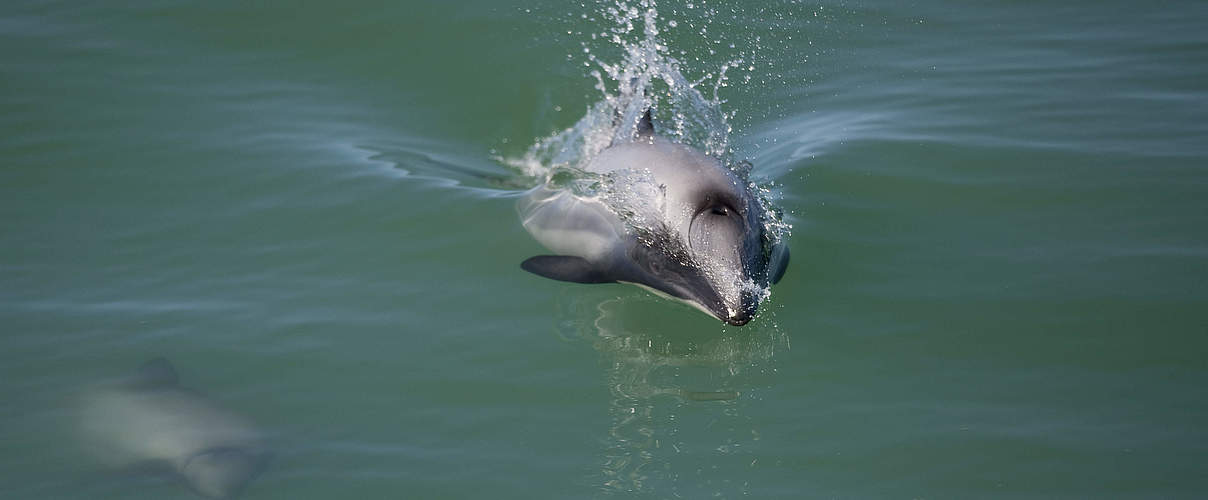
[518,110,789,326]
[77,358,269,498]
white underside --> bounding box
[622,281,725,320]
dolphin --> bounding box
[77,358,269,498]
[518,110,789,325]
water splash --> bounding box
[507,0,791,245]
[510,5,798,495]
[507,0,738,176]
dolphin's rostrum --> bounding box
[519,110,789,325]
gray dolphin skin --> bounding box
[519,110,789,326]
[77,358,269,499]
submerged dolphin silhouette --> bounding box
[77,358,269,498]
[518,110,789,325]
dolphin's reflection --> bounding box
[555,290,788,496]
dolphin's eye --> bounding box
[710,205,729,216]
[634,245,665,275]
[648,257,663,274]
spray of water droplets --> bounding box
[509,0,791,268]
[507,1,742,173]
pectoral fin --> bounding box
[521,255,616,284]
[769,243,790,285]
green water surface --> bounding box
[2,1,1206,498]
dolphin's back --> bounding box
[586,139,738,188]
[585,139,749,235]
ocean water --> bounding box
[2,0,1206,498]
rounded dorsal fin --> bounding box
[636,108,654,138]
[131,357,180,389]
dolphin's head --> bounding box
[686,186,766,325]
[624,216,761,326]
[180,446,270,499]
[620,166,788,326]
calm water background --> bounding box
[3,0,1207,498]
